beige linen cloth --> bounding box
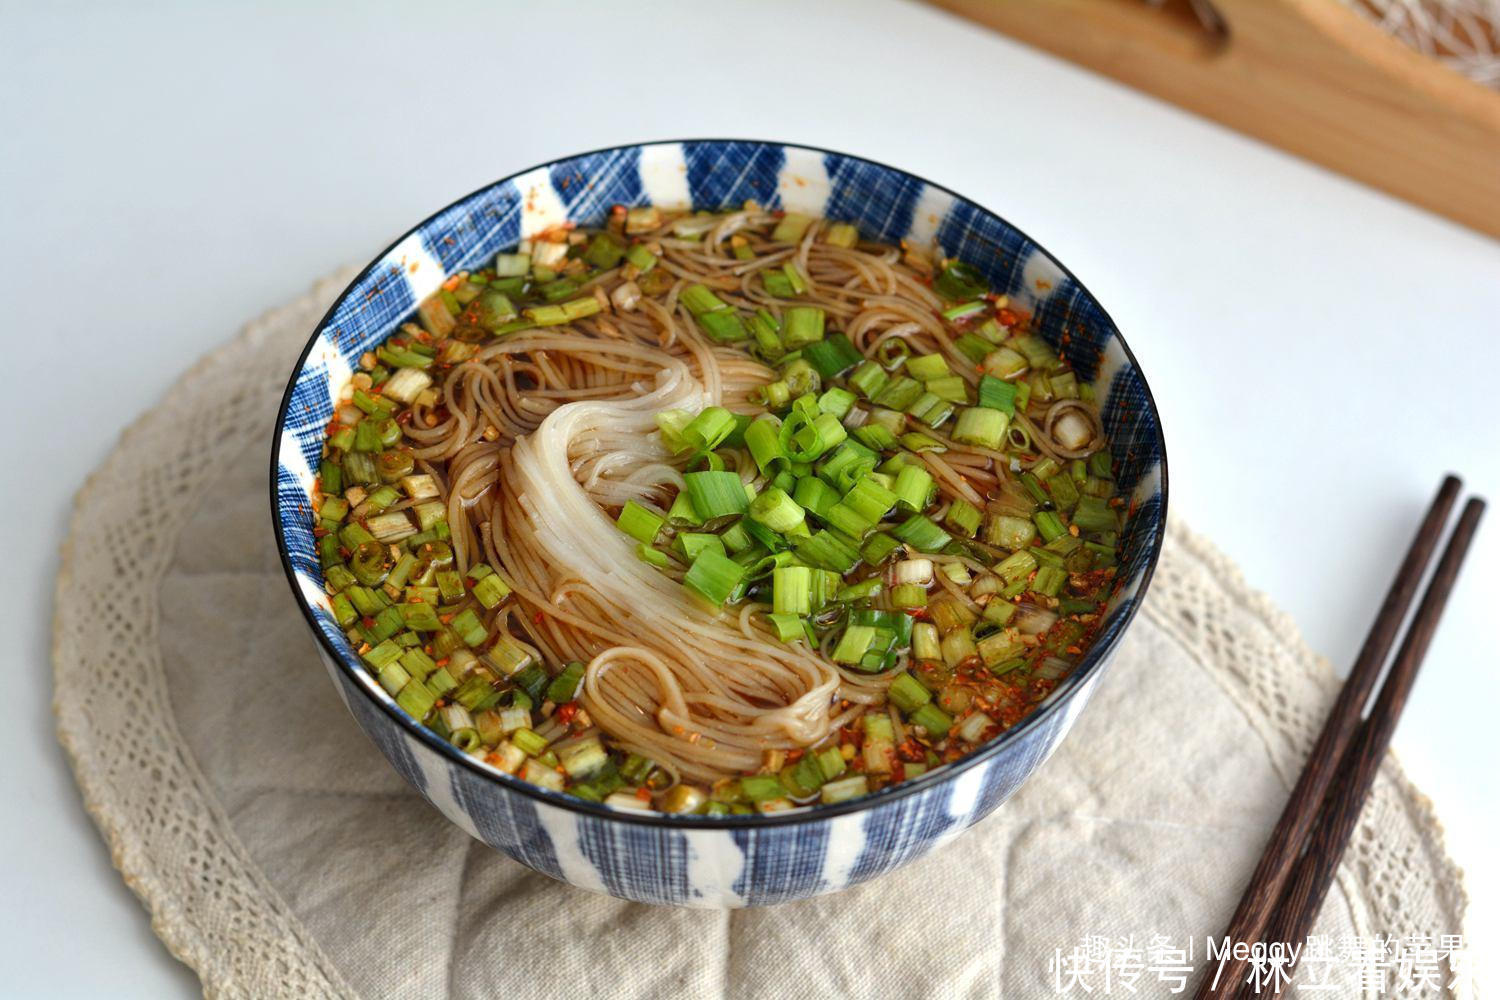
[54,273,1470,999]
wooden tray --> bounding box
[925,0,1500,239]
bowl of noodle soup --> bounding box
[272,139,1166,907]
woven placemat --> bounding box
[53,273,1471,999]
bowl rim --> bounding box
[270,137,1169,830]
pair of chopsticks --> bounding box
[1195,475,1485,998]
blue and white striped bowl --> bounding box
[271,140,1167,907]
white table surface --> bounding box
[4,1,1496,995]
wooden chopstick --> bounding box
[1194,476,1463,998]
[1247,495,1486,996]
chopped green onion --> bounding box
[994,549,1038,586]
[824,222,858,247]
[945,499,983,537]
[471,572,512,609]
[780,752,828,798]
[683,549,748,606]
[817,439,878,491]
[782,306,826,349]
[375,660,409,696]
[1031,545,1065,568]
[794,530,862,573]
[1031,565,1067,596]
[546,661,586,704]
[1047,473,1080,512]
[1071,495,1119,533]
[954,333,994,364]
[847,360,889,398]
[1033,510,1067,543]
[806,568,841,608]
[783,357,821,397]
[793,476,841,518]
[677,533,726,561]
[907,392,954,428]
[1018,472,1052,507]
[924,375,969,403]
[977,375,1018,414]
[741,774,787,802]
[831,625,877,664]
[682,406,736,452]
[817,386,857,419]
[905,354,950,381]
[396,679,438,720]
[524,296,601,325]
[982,347,1029,379]
[893,514,952,553]
[820,774,869,804]
[766,612,806,643]
[977,627,1026,667]
[1014,334,1057,369]
[984,513,1036,550]
[941,300,989,322]
[512,727,549,757]
[773,566,813,615]
[698,308,749,343]
[824,503,873,538]
[889,672,933,713]
[683,470,750,520]
[744,416,785,474]
[330,592,358,627]
[681,284,727,316]
[494,252,530,276]
[342,450,377,486]
[853,423,897,451]
[719,521,753,554]
[539,277,582,302]
[624,205,661,233]
[625,243,658,272]
[319,460,344,498]
[616,500,666,544]
[583,233,625,269]
[842,475,897,523]
[891,583,928,609]
[748,309,782,358]
[909,621,940,661]
[783,262,809,295]
[485,636,534,677]
[363,639,404,671]
[873,376,923,411]
[780,409,846,462]
[557,736,608,780]
[952,407,1008,450]
[637,543,669,568]
[800,333,862,377]
[350,389,391,417]
[910,702,953,736]
[892,464,934,511]
[933,260,987,301]
[771,212,814,242]
[748,486,805,533]
[762,269,796,297]
[837,577,883,603]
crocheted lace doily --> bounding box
[53,273,1470,999]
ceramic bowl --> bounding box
[271,139,1167,907]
